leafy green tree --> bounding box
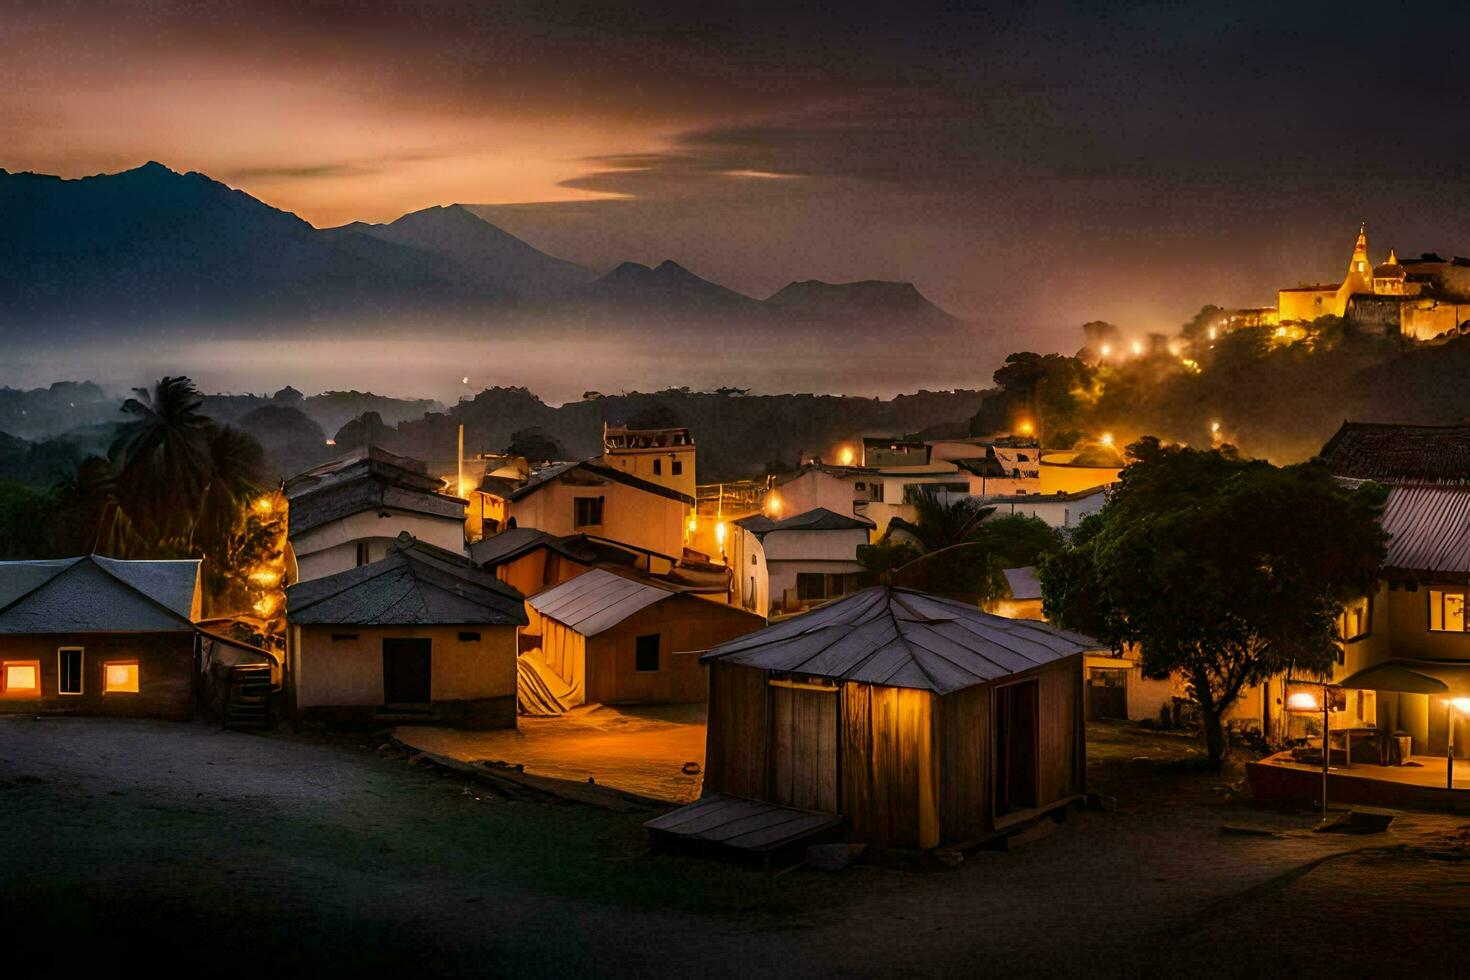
[969,351,1092,444]
[110,376,215,548]
[1041,438,1386,769]
[973,514,1065,569]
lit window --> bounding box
[2,661,40,698]
[1430,590,1468,633]
[1338,596,1371,641]
[58,647,83,695]
[103,661,139,694]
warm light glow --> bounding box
[1207,326,1217,341]
[1180,358,1200,373]
[1017,420,1034,436]
[767,492,782,516]
[1210,420,1221,434]
[715,522,727,546]
[254,496,273,515]
[687,516,698,534]
[249,569,281,587]
[1285,690,1320,712]
[1099,432,1114,447]
[253,595,278,617]
[104,662,139,694]
[838,447,855,466]
[4,663,38,693]
[325,438,337,447]
[1451,697,1470,713]
[1100,343,1112,359]
[1275,325,1288,338]
[1130,339,1144,356]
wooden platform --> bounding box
[644,793,845,868]
[1248,750,1470,813]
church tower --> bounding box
[1337,222,1373,309]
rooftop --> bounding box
[1378,484,1470,581]
[481,459,696,506]
[733,507,874,536]
[1319,421,1470,485]
[287,534,526,627]
[285,446,465,539]
[0,555,199,633]
[702,586,1100,694]
[526,567,675,636]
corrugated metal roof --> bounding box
[288,536,527,626]
[1002,566,1043,601]
[0,556,199,633]
[702,586,1100,695]
[1380,484,1470,578]
[1320,422,1470,484]
[526,567,673,636]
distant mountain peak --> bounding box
[765,278,959,323]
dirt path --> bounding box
[2,716,1468,977]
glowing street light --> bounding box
[1100,343,1112,360]
[838,447,855,466]
[1017,420,1034,437]
[1099,432,1115,448]
[1130,339,1144,357]
[1287,684,1330,821]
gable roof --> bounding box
[287,535,526,626]
[702,586,1099,694]
[734,507,873,537]
[1319,422,1470,485]
[0,556,199,633]
[286,446,466,539]
[487,459,695,506]
[526,567,674,636]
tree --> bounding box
[110,375,214,548]
[878,490,1008,603]
[972,514,1065,569]
[1041,437,1386,769]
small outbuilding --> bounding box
[524,567,765,705]
[675,586,1099,853]
[286,534,527,728]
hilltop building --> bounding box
[601,423,697,500]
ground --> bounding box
[403,702,708,802]
[3,716,1469,977]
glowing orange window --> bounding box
[1,661,41,698]
[103,661,139,694]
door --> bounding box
[1087,667,1129,721]
[995,680,1039,816]
[769,683,839,812]
[382,638,432,704]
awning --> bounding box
[1337,659,1470,696]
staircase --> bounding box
[223,664,273,732]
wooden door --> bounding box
[769,683,839,812]
[995,680,1039,815]
[382,638,432,704]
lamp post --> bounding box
[1286,685,1328,822]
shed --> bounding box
[524,567,764,705]
[690,586,1099,851]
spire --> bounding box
[1386,247,1398,265]
[1354,222,1368,257]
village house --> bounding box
[471,459,694,560]
[728,507,873,616]
[285,534,526,728]
[0,555,213,720]
[521,567,764,706]
[600,422,697,500]
[984,484,1110,530]
[928,436,1042,498]
[285,446,468,584]
[647,587,1098,859]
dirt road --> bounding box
[1,716,1467,977]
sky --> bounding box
[8,0,1470,389]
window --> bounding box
[1430,589,1467,632]
[797,573,828,601]
[103,661,139,694]
[356,541,370,567]
[635,633,661,672]
[855,482,866,490]
[458,631,481,642]
[653,459,662,475]
[1,661,40,699]
[671,460,683,476]
[58,647,83,695]
[574,496,604,528]
[1338,596,1371,641]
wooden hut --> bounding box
[524,568,765,705]
[653,586,1098,855]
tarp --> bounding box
[1337,658,1470,696]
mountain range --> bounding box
[0,162,962,333]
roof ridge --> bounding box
[0,556,84,617]
[89,556,198,625]
[286,552,409,615]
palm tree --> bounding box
[110,376,214,547]
[887,489,1005,602]
[906,488,995,551]
[196,424,267,559]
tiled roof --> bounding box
[1319,422,1470,484]
[287,535,526,626]
[702,586,1099,694]
[0,556,199,633]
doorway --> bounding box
[768,683,839,812]
[995,680,1039,815]
[1087,667,1128,721]
[383,638,432,704]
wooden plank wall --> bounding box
[703,663,769,799]
[939,682,991,844]
[841,684,940,850]
[769,684,839,811]
[1037,661,1083,806]
[585,596,763,704]
[538,618,585,699]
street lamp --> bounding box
[1286,685,1329,822]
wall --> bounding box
[774,469,865,518]
[727,526,769,615]
[1277,286,1341,322]
[293,624,517,725]
[842,682,941,849]
[1401,299,1470,342]
[583,595,765,703]
[0,632,196,720]
[507,475,689,558]
[602,446,697,500]
[987,490,1105,529]
[1038,457,1120,496]
[291,508,467,582]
